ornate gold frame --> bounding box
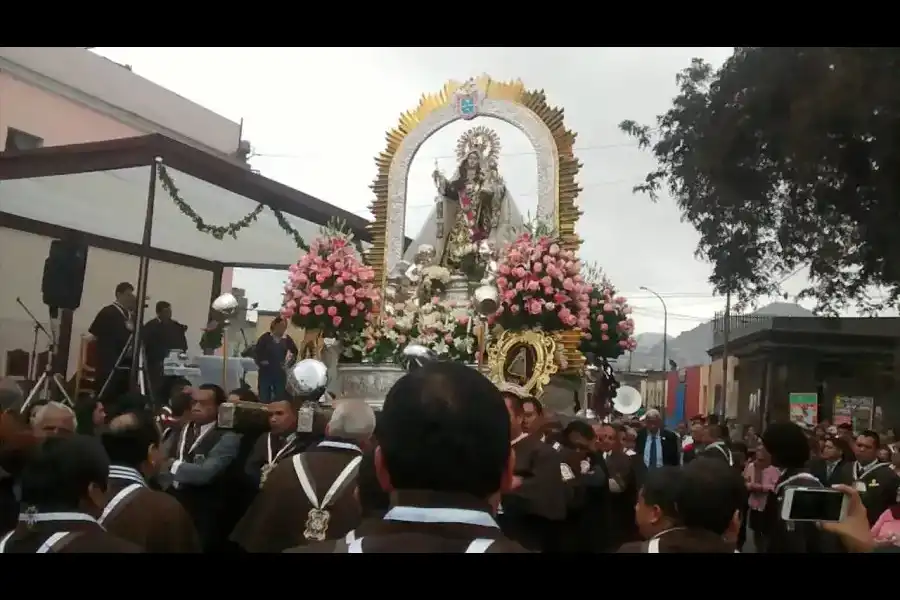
[366,75,584,371]
[487,329,559,398]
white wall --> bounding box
[0,227,213,380]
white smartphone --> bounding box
[780,486,849,522]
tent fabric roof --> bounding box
[0,134,373,267]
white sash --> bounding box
[267,433,297,467]
[178,423,215,461]
[707,441,734,466]
[292,453,363,511]
[775,472,822,494]
[854,461,889,481]
[0,512,100,554]
[347,536,495,553]
[317,440,361,452]
[99,483,143,524]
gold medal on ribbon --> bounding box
[304,508,331,541]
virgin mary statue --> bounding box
[404,126,526,274]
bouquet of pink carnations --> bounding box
[579,284,637,359]
[490,232,591,332]
[280,229,377,336]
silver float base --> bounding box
[334,362,484,408]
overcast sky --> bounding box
[92,47,824,337]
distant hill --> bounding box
[623,302,814,370]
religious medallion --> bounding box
[487,330,559,397]
[304,507,331,542]
[259,464,274,489]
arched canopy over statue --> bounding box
[405,126,525,275]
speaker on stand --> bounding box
[21,238,88,412]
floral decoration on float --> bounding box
[346,295,479,364]
[578,263,638,360]
[280,221,379,358]
[489,230,591,334]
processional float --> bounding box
[325,75,591,406]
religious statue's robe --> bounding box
[288,491,532,553]
[840,460,900,526]
[230,438,364,553]
[99,465,201,553]
[0,511,142,553]
[497,433,568,552]
[163,422,242,552]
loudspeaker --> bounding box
[41,239,88,312]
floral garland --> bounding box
[279,225,377,336]
[345,296,478,364]
[578,263,637,360]
[491,231,591,332]
[159,163,309,251]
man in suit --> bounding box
[142,301,188,407]
[160,384,242,552]
[620,458,745,553]
[0,435,142,553]
[291,361,531,553]
[98,410,200,552]
[635,409,680,469]
[233,401,375,553]
[88,282,136,405]
[597,422,641,547]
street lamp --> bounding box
[639,286,668,372]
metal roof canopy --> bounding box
[0,133,372,269]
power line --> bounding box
[249,140,644,163]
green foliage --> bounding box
[620,48,900,315]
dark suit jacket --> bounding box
[635,428,680,467]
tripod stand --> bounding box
[16,297,73,414]
[98,331,153,404]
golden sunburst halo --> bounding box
[365,75,584,371]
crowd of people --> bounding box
[0,360,892,553]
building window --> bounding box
[5,127,44,151]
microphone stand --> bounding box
[16,297,73,412]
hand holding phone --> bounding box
[780,486,849,523]
[819,485,876,553]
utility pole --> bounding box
[720,290,732,419]
[640,286,668,372]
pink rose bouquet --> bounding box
[579,283,637,359]
[280,232,377,336]
[490,232,591,332]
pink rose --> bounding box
[333,293,344,303]
[332,316,342,327]
[603,303,614,312]
[327,306,337,317]
[457,314,469,325]
[527,280,540,292]
[314,305,325,316]
[509,304,520,314]
[601,323,609,331]
[533,262,543,273]
[285,300,297,311]
[344,286,356,297]
[350,308,359,317]
[299,306,311,315]
[601,334,609,341]
[562,278,575,291]
[549,244,560,256]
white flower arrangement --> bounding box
[348,294,479,364]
